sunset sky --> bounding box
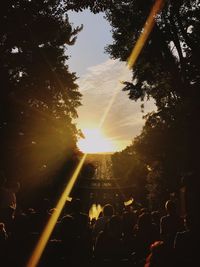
[67,10,155,152]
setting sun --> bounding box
[77,128,115,153]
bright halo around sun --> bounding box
[77,128,115,153]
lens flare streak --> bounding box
[27,154,87,267]
[127,0,165,69]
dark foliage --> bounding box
[97,0,200,208]
[0,0,82,203]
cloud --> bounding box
[75,59,155,151]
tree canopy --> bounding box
[0,0,82,196]
[105,0,200,208]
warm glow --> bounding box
[78,128,115,153]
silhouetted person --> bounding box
[0,222,8,243]
[144,241,175,267]
[69,198,92,265]
[43,215,75,267]
[135,212,158,263]
[174,214,199,266]
[0,180,20,230]
[93,203,114,238]
[0,222,8,262]
[70,198,89,236]
[151,211,160,240]
[94,215,124,263]
[122,210,137,258]
[160,200,183,249]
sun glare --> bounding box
[77,128,115,153]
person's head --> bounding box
[103,204,114,217]
[184,213,199,232]
[165,200,176,215]
[138,212,152,230]
[71,198,81,213]
[151,211,160,224]
[146,241,169,267]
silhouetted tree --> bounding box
[107,0,200,208]
[0,0,82,200]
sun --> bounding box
[77,128,115,153]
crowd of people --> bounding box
[0,181,199,267]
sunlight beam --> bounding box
[27,154,87,267]
[127,0,165,69]
[99,0,165,128]
[98,69,128,129]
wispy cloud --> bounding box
[75,59,155,151]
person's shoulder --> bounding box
[59,214,74,227]
[176,230,190,239]
[175,230,190,247]
[62,214,74,221]
[160,215,169,222]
